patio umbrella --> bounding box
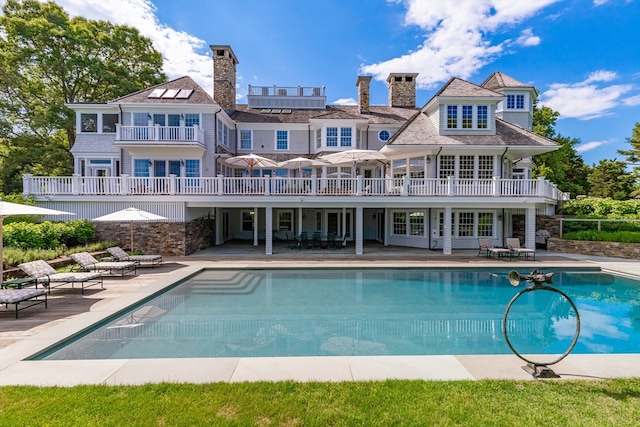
[278,157,327,176]
[92,207,167,253]
[320,149,387,177]
[0,199,74,281]
[225,153,279,174]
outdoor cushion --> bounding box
[0,288,47,318]
[19,260,104,294]
[70,252,137,277]
[107,247,162,267]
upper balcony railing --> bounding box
[23,175,569,200]
[247,85,327,109]
[115,124,205,147]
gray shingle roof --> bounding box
[481,72,533,90]
[108,76,216,105]
[435,77,504,98]
[231,105,417,124]
[386,112,558,148]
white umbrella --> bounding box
[278,157,327,176]
[225,153,279,174]
[92,207,167,252]
[0,198,74,281]
[319,149,387,165]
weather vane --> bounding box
[502,269,581,378]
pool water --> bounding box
[38,268,640,360]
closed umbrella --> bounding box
[93,207,167,252]
[1,199,74,281]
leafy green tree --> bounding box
[531,104,590,197]
[0,0,166,190]
[617,122,640,197]
[588,159,635,200]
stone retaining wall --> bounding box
[548,238,640,260]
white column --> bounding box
[525,206,536,249]
[355,206,363,255]
[342,207,347,243]
[215,208,223,245]
[253,207,259,247]
[298,208,303,235]
[265,206,273,255]
[443,206,452,255]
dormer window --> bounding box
[462,106,473,129]
[445,105,490,130]
[447,106,457,129]
[477,106,488,129]
[507,94,524,109]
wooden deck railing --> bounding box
[23,174,569,200]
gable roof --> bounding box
[108,76,216,105]
[434,77,504,98]
[231,105,417,124]
[481,72,533,90]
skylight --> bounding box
[175,89,194,99]
[148,88,166,98]
[161,89,180,99]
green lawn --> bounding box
[1,379,639,426]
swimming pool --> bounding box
[36,267,640,360]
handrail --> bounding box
[22,174,564,200]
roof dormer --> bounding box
[481,72,537,130]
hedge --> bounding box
[2,219,95,250]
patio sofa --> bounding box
[19,259,103,294]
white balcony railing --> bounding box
[23,174,569,200]
[116,124,205,146]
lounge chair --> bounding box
[478,238,513,260]
[0,288,47,318]
[107,246,162,268]
[19,259,103,294]
[506,238,536,261]
[70,252,137,278]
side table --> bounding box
[1,277,37,289]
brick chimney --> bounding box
[210,45,239,113]
[355,76,372,114]
[387,73,418,108]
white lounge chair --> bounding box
[0,288,47,318]
[107,247,162,268]
[478,238,513,260]
[70,252,137,278]
[19,259,103,294]
[506,238,536,261]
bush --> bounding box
[563,198,640,218]
[562,230,640,243]
[2,219,95,250]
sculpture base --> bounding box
[522,363,560,379]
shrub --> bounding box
[2,219,95,250]
[562,230,640,243]
[563,198,640,218]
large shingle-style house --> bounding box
[24,45,565,255]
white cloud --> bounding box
[360,0,558,89]
[53,0,214,94]
[575,140,610,153]
[538,71,636,120]
[623,94,640,106]
[332,98,357,106]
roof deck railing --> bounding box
[23,174,568,200]
[247,85,326,109]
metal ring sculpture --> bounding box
[502,270,581,367]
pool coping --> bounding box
[1,259,639,385]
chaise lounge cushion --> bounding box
[107,247,162,266]
[0,288,45,304]
[70,252,137,276]
[19,260,104,294]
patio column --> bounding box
[298,208,303,235]
[443,206,452,255]
[253,207,258,246]
[525,206,536,250]
[265,206,273,255]
[355,206,363,255]
[214,207,223,245]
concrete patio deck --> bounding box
[1,245,639,386]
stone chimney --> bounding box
[386,73,418,108]
[355,76,372,114]
[210,45,239,112]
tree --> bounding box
[618,122,640,197]
[0,0,167,150]
[531,104,590,197]
[588,159,635,200]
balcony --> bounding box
[115,124,205,148]
[23,175,569,200]
[247,85,326,109]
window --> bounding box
[240,130,252,150]
[217,118,228,146]
[340,127,352,147]
[507,94,525,109]
[378,130,390,142]
[392,211,425,236]
[276,130,288,150]
[462,105,473,129]
[459,155,474,179]
[439,211,494,238]
[242,211,254,232]
[478,155,493,179]
[409,157,425,179]
[392,159,406,179]
[392,212,407,235]
[478,213,494,237]
[184,159,200,177]
[81,113,97,132]
[447,105,457,128]
[102,114,118,133]
[409,212,425,236]
[184,113,199,127]
[316,129,322,149]
[458,212,474,237]
[134,159,149,177]
[326,127,338,147]
[133,113,148,126]
[477,105,488,129]
[439,155,455,178]
[278,210,293,231]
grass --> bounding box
[1,379,639,426]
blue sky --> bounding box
[15,0,640,166]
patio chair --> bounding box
[327,232,337,249]
[70,252,137,278]
[0,288,47,318]
[506,238,536,261]
[312,232,322,249]
[19,259,103,294]
[478,238,512,260]
[107,246,162,268]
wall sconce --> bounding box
[180,160,185,166]
[147,113,152,120]
[426,156,431,164]
[498,214,503,221]
[148,160,153,166]
[372,213,376,220]
[180,114,185,120]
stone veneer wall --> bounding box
[94,218,215,256]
